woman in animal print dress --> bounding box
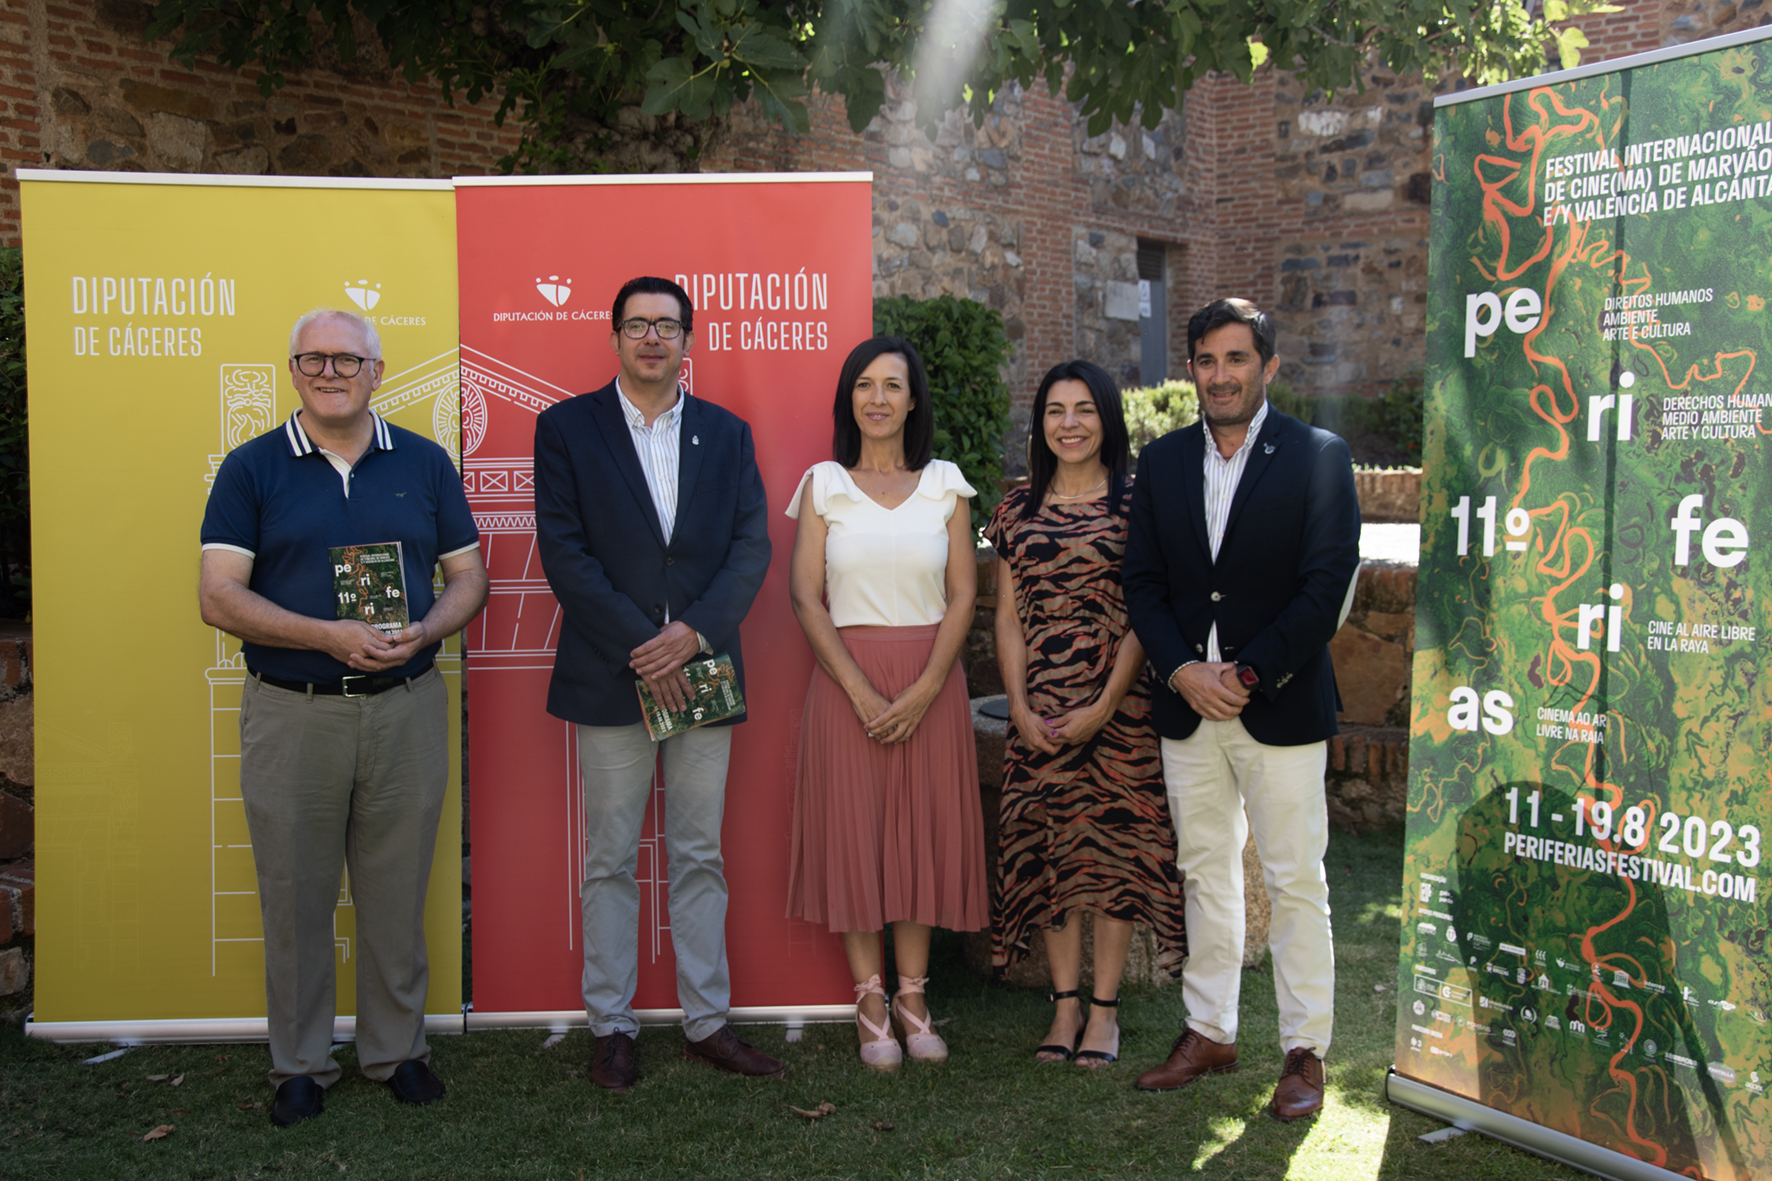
[985,359,1186,1068]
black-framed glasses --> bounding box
[293,352,370,377]
[618,317,685,340]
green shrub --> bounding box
[1376,375,1425,465]
[1123,379,1200,456]
[0,248,25,615]
[1268,376,1424,468]
[873,295,1013,530]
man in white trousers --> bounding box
[1122,297,1360,1120]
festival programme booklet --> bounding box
[636,653,745,741]
[330,542,410,634]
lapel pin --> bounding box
[692,435,700,445]
[1263,443,1275,454]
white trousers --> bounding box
[1160,718,1333,1056]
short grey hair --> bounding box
[289,308,382,360]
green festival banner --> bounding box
[1393,27,1772,1181]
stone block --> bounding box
[1326,726,1409,830]
[119,80,217,122]
[1353,469,1421,523]
[278,134,334,173]
[52,86,92,117]
[384,120,429,153]
[1105,281,1141,321]
[1355,561,1418,617]
[0,947,27,996]
[85,139,136,169]
[214,146,269,175]
[0,698,30,787]
[0,792,28,860]
[1329,625,1410,725]
[148,112,207,171]
[93,106,146,142]
[0,861,32,937]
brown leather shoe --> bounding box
[590,1031,638,1092]
[683,1024,787,1078]
[1135,1028,1238,1092]
[1269,1047,1326,1120]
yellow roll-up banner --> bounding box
[20,172,462,1038]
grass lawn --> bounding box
[0,827,1587,1180]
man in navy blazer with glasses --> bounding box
[1123,297,1360,1121]
[533,275,778,1092]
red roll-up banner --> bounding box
[456,175,871,1023]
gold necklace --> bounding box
[1050,477,1106,500]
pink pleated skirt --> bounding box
[786,623,988,933]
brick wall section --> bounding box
[0,0,521,248]
[707,73,1213,412]
[6,1,1746,408]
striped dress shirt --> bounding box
[1201,399,1269,662]
[615,377,684,544]
[615,379,708,649]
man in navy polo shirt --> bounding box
[199,308,487,1127]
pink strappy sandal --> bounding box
[891,975,949,1063]
[855,974,903,1072]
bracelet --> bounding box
[1168,660,1199,686]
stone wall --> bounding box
[0,624,32,1008]
[1325,564,1415,829]
[711,72,1206,418]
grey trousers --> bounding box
[239,668,448,1087]
[576,722,732,1042]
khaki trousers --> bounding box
[576,722,732,1043]
[239,668,448,1087]
[1160,718,1333,1057]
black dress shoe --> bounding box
[388,1059,447,1105]
[270,1076,324,1127]
[683,1024,786,1078]
[591,1031,639,1092]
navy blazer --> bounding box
[533,382,771,728]
[1123,408,1360,745]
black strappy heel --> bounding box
[1074,995,1121,1066]
[1036,990,1083,1061]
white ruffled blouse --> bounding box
[786,459,976,628]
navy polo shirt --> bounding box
[201,411,479,683]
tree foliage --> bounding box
[147,0,1617,173]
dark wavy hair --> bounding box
[1023,359,1129,520]
[831,336,933,469]
[1186,297,1274,364]
[611,275,693,333]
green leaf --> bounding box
[730,28,806,71]
[1555,24,1589,69]
[642,56,700,116]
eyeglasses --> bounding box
[618,317,685,340]
[293,352,370,377]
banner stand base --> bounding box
[463,1005,856,1033]
[24,1014,464,1046]
[25,1006,857,1046]
[1385,1069,1688,1181]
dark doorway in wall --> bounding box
[1137,240,1167,385]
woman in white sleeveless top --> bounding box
[786,336,988,1072]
